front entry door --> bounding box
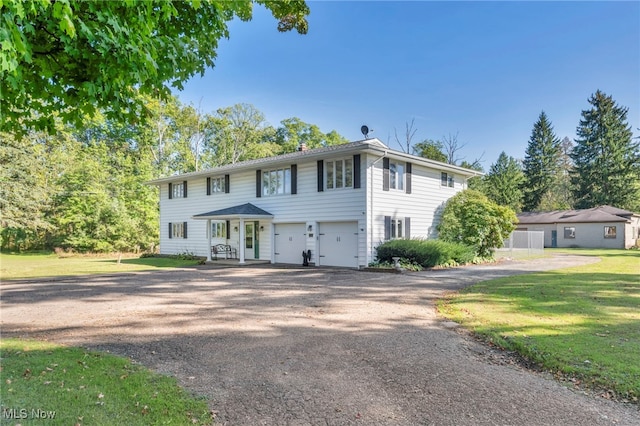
[245,222,257,260]
[551,230,557,248]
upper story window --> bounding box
[604,226,617,239]
[389,162,404,190]
[210,177,226,194]
[441,172,454,188]
[263,168,291,196]
[169,181,187,199]
[326,158,353,189]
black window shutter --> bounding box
[405,162,412,194]
[384,216,391,240]
[183,222,188,239]
[383,157,390,191]
[168,183,173,199]
[183,181,188,198]
[317,160,324,192]
[168,222,172,239]
[353,154,361,189]
[405,217,411,239]
[225,174,230,193]
[206,177,211,195]
[226,220,230,239]
[291,164,297,194]
[256,170,262,198]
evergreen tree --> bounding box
[484,152,524,212]
[571,91,640,210]
[522,111,562,211]
[538,137,574,210]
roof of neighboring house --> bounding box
[517,205,636,225]
[147,138,483,185]
[192,203,274,220]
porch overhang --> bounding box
[192,203,273,264]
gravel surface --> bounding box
[2,254,639,425]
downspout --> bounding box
[369,151,387,263]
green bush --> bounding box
[437,189,517,258]
[376,239,475,268]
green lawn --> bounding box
[437,249,640,402]
[0,339,212,425]
[0,252,202,280]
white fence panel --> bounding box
[497,231,544,257]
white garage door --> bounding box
[274,223,307,265]
[318,222,359,268]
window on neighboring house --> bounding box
[210,177,225,194]
[169,181,187,198]
[262,167,291,196]
[389,162,405,190]
[211,221,227,239]
[564,227,575,239]
[604,226,617,239]
[169,222,187,239]
[441,172,454,188]
[326,158,353,189]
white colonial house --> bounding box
[147,138,481,268]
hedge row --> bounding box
[375,239,475,268]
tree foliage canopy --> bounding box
[522,111,562,211]
[437,189,517,258]
[0,98,347,252]
[1,0,310,133]
[483,152,524,213]
[570,90,640,210]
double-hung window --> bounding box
[441,172,454,188]
[169,222,187,239]
[169,181,187,198]
[389,162,404,190]
[263,168,291,196]
[210,177,225,194]
[326,158,353,189]
[211,221,227,239]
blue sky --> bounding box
[176,1,640,169]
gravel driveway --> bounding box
[2,254,639,425]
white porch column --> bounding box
[239,218,246,264]
[206,219,212,261]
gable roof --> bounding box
[517,205,635,225]
[147,138,482,185]
[192,203,274,220]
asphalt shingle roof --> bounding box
[517,205,634,224]
[193,203,273,218]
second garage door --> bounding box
[274,223,307,265]
[318,221,359,268]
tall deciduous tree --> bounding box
[413,140,448,163]
[483,152,524,212]
[1,0,309,133]
[570,91,640,210]
[275,117,348,153]
[522,111,561,211]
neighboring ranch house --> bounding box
[148,138,481,268]
[516,206,640,249]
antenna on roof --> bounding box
[361,125,372,139]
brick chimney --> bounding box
[298,142,308,152]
